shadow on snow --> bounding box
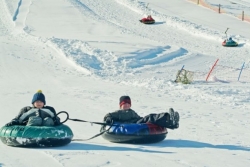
[149,139,250,151]
[42,139,250,152]
[52,142,173,154]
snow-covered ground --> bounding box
[0,0,250,166]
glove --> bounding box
[53,117,61,125]
[5,120,19,127]
[105,117,113,124]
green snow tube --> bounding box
[222,40,238,47]
[0,124,73,147]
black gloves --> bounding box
[5,120,20,127]
[53,117,61,125]
[105,117,113,124]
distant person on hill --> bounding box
[228,37,233,41]
[223,37,234,43]
[147,15,153,20]
[103,96,179,129]
[5,90,60,127]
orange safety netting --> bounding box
[237,14,250,22]
[188,0,250,22]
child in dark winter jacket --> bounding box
[103,96,180,129]
[5,90,60,127]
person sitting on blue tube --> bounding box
[103,96,180,129]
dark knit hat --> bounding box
[31,90,46,105]
[119,95,131,107]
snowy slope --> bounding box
[0,0,250,167]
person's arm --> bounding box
[130,109,142,122]
[104,112,113,122]
[44,106,56,115]
[103,111,121,124]
[5,106,30,126]
[132,110,141,119]
[14,106,31,120]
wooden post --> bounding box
[218,4,221,13]
[242,11,244,21]
[197,0,199,5]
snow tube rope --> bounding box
[59,111,109,126]
[59,111,114,141]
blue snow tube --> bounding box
[0,124,73,147]
[101,122,168,144]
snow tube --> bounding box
[139,19,155,24]
[101,123,167,144]
[222,40,238,47]
[0,124,73,147]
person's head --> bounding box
[31,90,46,108]
[229,37,232,40]
[119,95,131,110]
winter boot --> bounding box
[168,108,180,129]
[173,111,179,129]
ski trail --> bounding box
[13,0,32,33]
[118,46,189,68]
[12,0,22,21]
